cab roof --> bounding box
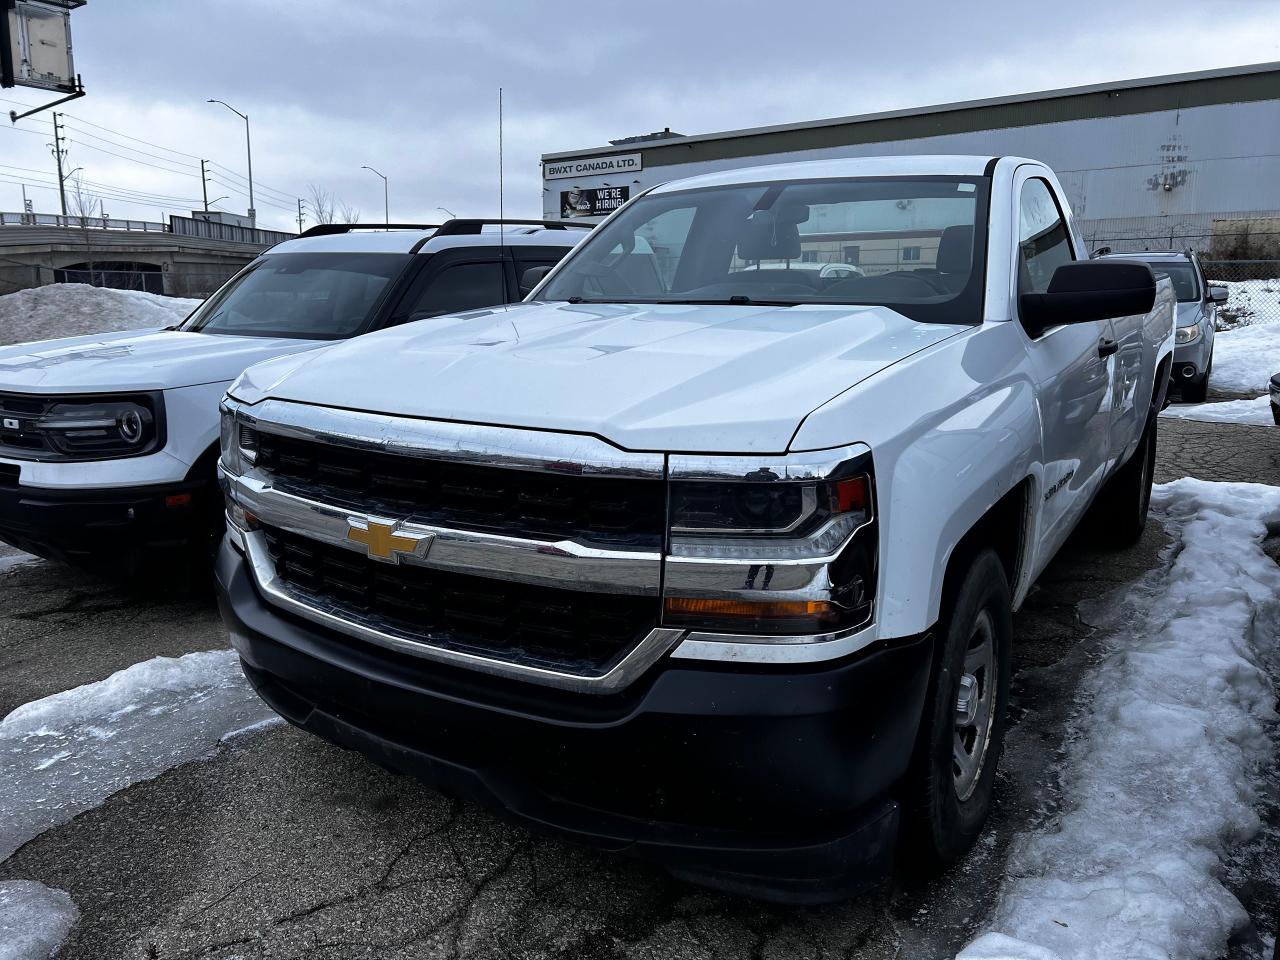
[648,154,1001,194]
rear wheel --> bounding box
[1088,415,1156,547]
[901,549,1012,874]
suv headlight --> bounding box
[1175,323,1200,344]
[662,449,876,636]
[0,393,164,460]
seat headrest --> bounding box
[736,209,802,262]
[937,224,974,275]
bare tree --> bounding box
[337,201,361,224]
[67,174,102,220]
[307,183,335,224]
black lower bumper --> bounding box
[216,540,934,903]
[0,473,213,570]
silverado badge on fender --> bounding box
[345,517,434,564]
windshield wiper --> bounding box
[564,295,800,307]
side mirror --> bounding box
[1020,260,1156,336]
[520,265,554,297]
[1206,284,1229,305]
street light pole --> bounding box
[361,165,388,227]
[437,206,456,219]
[207,99,254,224]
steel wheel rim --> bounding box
[953,608,997,802]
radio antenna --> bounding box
[498,87,505,274]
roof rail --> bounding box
[299,223,442,238]
[432,218,594,237]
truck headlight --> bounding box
[1175,323,1200,344]
[219,401,258,475]
[663,449,877,636]
[20,393,163,460]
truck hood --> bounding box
[240,301,967,453]
[0,329,321,393]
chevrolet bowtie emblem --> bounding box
[345,517,434,564]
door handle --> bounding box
[1097,337,1118,358]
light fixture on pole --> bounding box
[361,165,389,228]
[207,99,254,224]
[437,206,456,219]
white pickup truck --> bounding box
[217,156,1174,901]
[0,221,585,577]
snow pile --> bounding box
[0,649,276,862]
[0,881,77,960]
[1161,395,1274,426]
[0,284,200,347]
[1212,317,1280,396]
[960,479,1280,960]
[1216,278,1280,330]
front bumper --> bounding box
[216,539,934,902]
[1172,334,1212,381]
[0,471,212,569]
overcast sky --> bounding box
[2,0,1278,232]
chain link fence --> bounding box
[1200,260,1280,330]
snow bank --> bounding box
[1161,395,1274,426]
[960,479,1280,960]
[0,649,277,862]
[0,284,199,347]
[0,881,77,960]
[1212,319,1280,396]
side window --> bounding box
[405,261,507,320]
[1017,178,1074,296]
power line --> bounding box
[0,163,202,205]
[58,112,204,161]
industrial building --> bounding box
[541,62,1280,263]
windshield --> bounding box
[1145,261,1200,302]
[536,176,989,324]
[181,252,412,339]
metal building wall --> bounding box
[542,79,1280,254]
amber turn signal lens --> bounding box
[664,597,840,621]
[833,475,869,514]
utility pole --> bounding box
[296,198,306,233]
[49,111,68,217]
[207,100,254,224]
[200,159,211,212]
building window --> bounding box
[800,250,819,263]
[902,246,921,262]
[843,245,860,265]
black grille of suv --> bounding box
[263,525,658,676]
[0,393,56,455]
[253,431,665,548]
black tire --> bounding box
[901,549,1012,875]
[1088,414,1156,547]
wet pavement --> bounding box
[0,417,1276,959]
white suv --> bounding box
[0,220,588,576]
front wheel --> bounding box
[901,549,1012,874]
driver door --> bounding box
[1014,171,1116,565]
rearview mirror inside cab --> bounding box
[520,265,554,297]
[1021,260,1156,337]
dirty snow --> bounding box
[0,881,77,960]
[0,649,276,862]
[959,479,1280,959]
[1161,394,1275,426]
[1216,277,1280,330]
[0,650,277,957]
[0,284,199,347]
[1209,282,1280,396]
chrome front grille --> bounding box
[253,430,664,548]
[264,524,658,677]
[223,399,680,692]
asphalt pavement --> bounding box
[0,416,1276,960]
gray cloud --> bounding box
[1,0,1277,231]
